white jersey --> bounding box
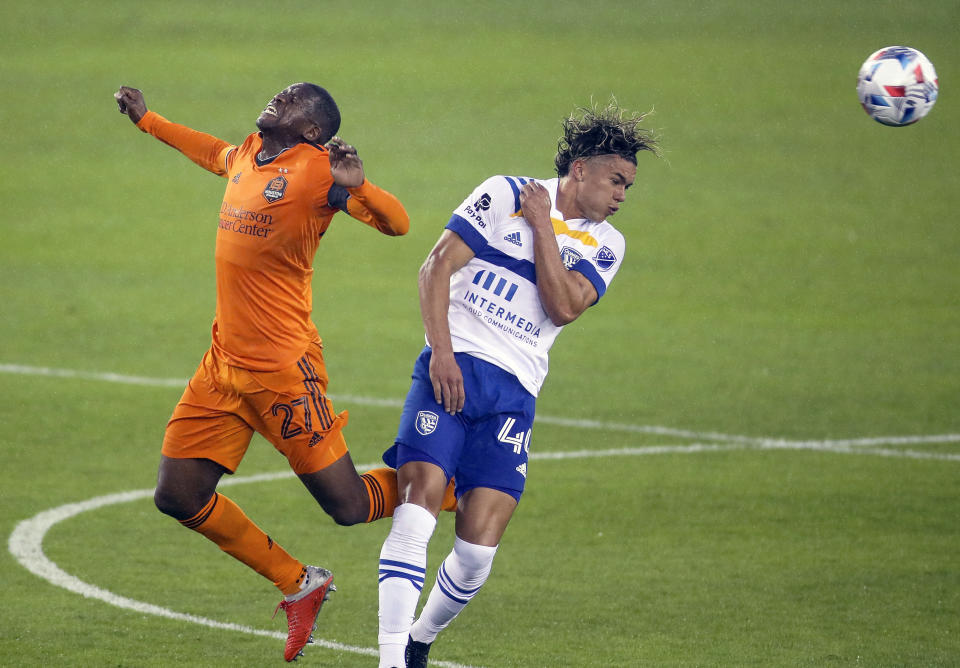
[439,175,626,396]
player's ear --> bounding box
[573,158,586,182]
[303,124,323,144]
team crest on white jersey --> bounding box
[415,410,439,435]
[594,245,617,271]
[560,246,582,270]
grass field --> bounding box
[2,1,959,666]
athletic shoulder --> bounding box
[594,220,625,252]
[582,220,625,289]
[458,174,539,220]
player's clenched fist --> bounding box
[114,86,147,124]
[327,136,365,187]
[518,180,552,228]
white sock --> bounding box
[378,503,437,668]
[410,536,498,645]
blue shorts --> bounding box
[383,347,536,502]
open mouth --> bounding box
[261,104,278,117]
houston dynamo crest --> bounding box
[262,175,288,203]
[415,410,439,436]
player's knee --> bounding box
[327,501,366,526]
[153,485,196,521]
[153,486,178,517]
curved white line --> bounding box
[6,361,960,664]
[7,467,475,668]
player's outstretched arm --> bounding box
[328,137,410,236]
[113,85,235,177]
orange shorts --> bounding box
[162,342,349,475]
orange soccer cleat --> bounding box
[274,566,336,661]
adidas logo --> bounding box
[504,231,522,246]
[307,432,324,447]
[515,462,527,478]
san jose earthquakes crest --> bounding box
[415,410,439,435]
[560,246,583,270]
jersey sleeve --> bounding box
[571,226,626,304]
[341,180,410,236]
[444,175,518,253]
[136,110,235,177]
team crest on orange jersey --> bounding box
[263,175,287,203]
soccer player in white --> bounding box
[377,102,660,668]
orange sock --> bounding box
[441,477,458,512]
[361,468,398,522]
[180,492,305,595]
[361,468,458,521]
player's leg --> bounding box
[160,350,307,585]
[297,445,458,526]
[377,458,450,668]
[296,450,382,524]
[159,400,310,599]
[154,453,307,591]
[378,347,480,667]
[165,350,333,661]
[405,352,534,665]
[405,487,515,666]
[259,342,427,525]
[159,351,306,589]
[258,343,457,527]
[154,453,226,520]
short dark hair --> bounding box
[554,99,660,176]
[302,83,341,145]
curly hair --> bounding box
[554,99,660,176]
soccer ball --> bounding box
[856,46,939,126]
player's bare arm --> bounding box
[419,230,475,415]
[519,181,597,325]
[115,86,147,125]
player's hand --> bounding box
[519,181,552,228]
[327,137,365,187]
[114,86,147,125]
[428,350,465,415]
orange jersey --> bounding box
[137,110,409,371]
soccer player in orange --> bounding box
[114,83,432,662]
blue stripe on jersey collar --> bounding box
[502,176,532,215]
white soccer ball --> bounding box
[856,46,939,126]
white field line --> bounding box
[0,363,190,388]
[9,440,960,659]
[5,362,960,662]
[6,465,472,668]
[4,362,959,451]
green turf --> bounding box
[2,1,958,666]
